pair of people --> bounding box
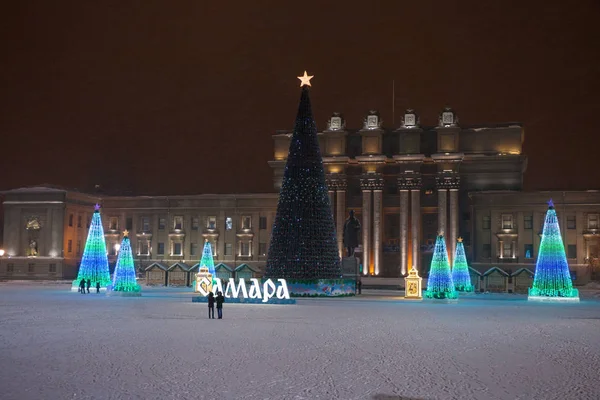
[207,291,224,319]
[79,279,91,294]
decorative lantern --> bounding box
[404,266,423,300]
[195,266,213,295]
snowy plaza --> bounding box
[1,283,599,400]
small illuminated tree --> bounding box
[424,234,458,300]
[452,238,474,292]
[110,230,141,293]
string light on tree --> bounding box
[452,238,474,292]
[265,72,341,280]
[424,234,458,300]
[109,230,142,295]
[194,240,218,293]
[71,204,111,292]
[528,199,579,302]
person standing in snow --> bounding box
[216,291,224,319]
[207,292,215,319]
[96,282,100,293]
[80,279,86,294]
[86,279,91,294]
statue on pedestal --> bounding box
[343,210,361,257]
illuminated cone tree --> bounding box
[528,200,579,300]
[72,204,111,290]
[452,238,474,292]
[110,231,141,294]
[424,234,458,299]
[194,240,217,292]
[265,72,341,280]
[199,240,216,280]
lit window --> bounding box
[588,214,598,230]
[109,217,119,231]
[225,217,233,230]
[524,244,533,259]
[158,218,166,230]
[141,217,150,232]
[242,216,251,230]
[207,216,217,230]
[502,214,513,230]
[173,216,183,230]
[191,217,199,230]
[225,243,233,255]
[259,216,267,230]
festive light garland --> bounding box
[72,204,111,289]
[424,234,458,299]
[110,232,141,293]
[265,79,341,280]
[529,201,579,299]
[452,238,474,292]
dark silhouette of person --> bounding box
[216,291,225,319]
[343,210,361,257]
[86,279,91,294]
[357,280,362,295]
[207,292,215,319]
[80,279,86,294]
[96,282,101,293]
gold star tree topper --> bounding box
[123,230,129,237]
[297,71,313,87]
[457,237,463,243]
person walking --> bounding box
[80,278,86,294]
[216,291,225,319]
[96,281,101,293]
[86,279,91,294]
[207,292,215,319]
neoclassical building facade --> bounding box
[1,108,597,282]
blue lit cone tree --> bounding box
[452,238,474,292]
[265,72,341,280]
[424,234,458,299]
[194,240,217,293]
[528,200,579,300]
[72,204,111,291]
[110,230,141,295]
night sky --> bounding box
[1,1,599,196]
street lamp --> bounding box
[0,249,4,273]
[114,243,120,254]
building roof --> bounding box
[483,267,510,276]
[168,262,191,272]
[145,262,168,271]
[234,263,257,272]
[215,263,234,272]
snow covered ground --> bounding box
[1,284,599,400]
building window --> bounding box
[225,217,233,230]
[141,217,150,232]
[28,263,35,273]
[524,244,533,259]
[172,242,182,256]
[502,214,513,230]
[259,243,267,256]
[588,214,599,230]
[109,217,119,231]
[158,218,166,230]
[191,217,199,230]
[240,242,251,256]
[207,216,217,230]
[173,216,183,230]
[157,242,165,255]
[140,241,150,256]
[76,240,81,256]
[242,216,252,230]
[566,216,576,230]
[68,214,74,227]
[77,215,82,228]
[502,242,512,258]
[49,264,56,273]
[7,263,14,273]
[524,215,533,230]
[210,240,217,256]
[259,216,267,230]
[126,217,133,231]
[224,243,233,256]
[567,244,577,259]
[482,216,491,230]
[68,240,72,253]
[482,244,491,258]
[190,243,198,256]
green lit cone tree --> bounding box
[265,72,341,280]
[452,238,474,292]
[529,200,579,300]
[424,234,458,299]
[72,204,111,290]
[110,231,141,294]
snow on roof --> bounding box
[168,262,191,271]
[234,263,257,272]
[483,267,510,276]
[513,268,534,276]
[468,266,483,275]
[145,262,168,271]
[215,263,233,272]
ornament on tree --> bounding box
[265,72,341,280]
[71,204,111,291]
[424,234,458,300]
[528,200,579,301]
[109,230,141,295]
[452,238,474,292]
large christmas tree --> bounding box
[72,204,111,291]
[529,200,579,301]
[452,238,474,292]
[110,230,141,294]
[424,234,458,299]
[265,72,341,280]
[199,240,216,280]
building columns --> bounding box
[399,190,409,275]
[449,189,459,264]
[328,190,335,217]
[373,188,383,275]
[411,189,421,272]
[361,188,371,275]
[336,189,346,258]
[438,188,447,237]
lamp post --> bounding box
[0,249,4,273]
